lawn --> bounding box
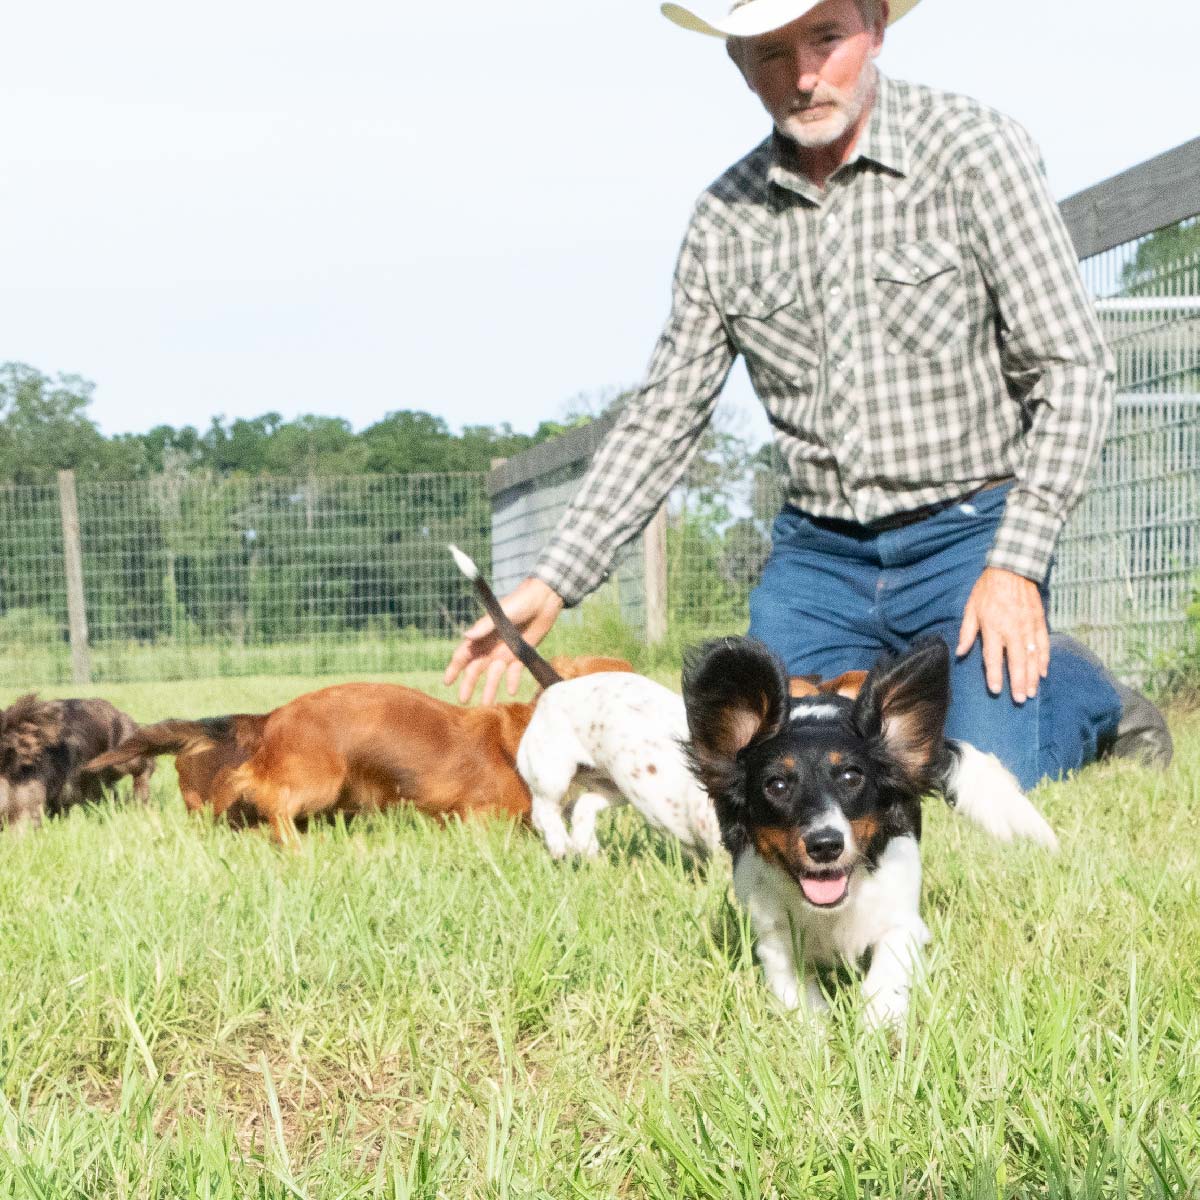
[0,672,1196,1197]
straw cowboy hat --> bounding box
[661,0,922,38]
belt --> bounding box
[799,477,1014,538]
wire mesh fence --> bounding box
[1048,219,1200,680]
[1051,397,1199,681]
[1083,220,1200,394]
[0,472,491,684]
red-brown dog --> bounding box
[88,656,630,848]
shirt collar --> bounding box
[767,71,909,205]
[849,73,908,177]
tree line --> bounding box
[0,359,780,662]
[0,361,587,485]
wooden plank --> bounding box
[642,503,668,645]
[1060,137,1200,260]
[487,413,618,499]
[56,470,92,685]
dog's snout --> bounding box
[804,826,844,863]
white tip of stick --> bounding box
[447,544,479,580]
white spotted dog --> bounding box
[682,636,1057,1030]
[514,671,722,859]
[448,546,721,859]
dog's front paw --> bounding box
[862,986,909,1032]
[570,833,602,859]
[537,830,571,860]
[531,804,572,860]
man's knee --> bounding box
[944,643,1042,789]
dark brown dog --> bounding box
[88,655,631,847]
[0,694,155,827]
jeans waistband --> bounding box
[794,477,1014,539]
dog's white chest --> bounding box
[733,835,926,968]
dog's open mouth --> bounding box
[798,870,850,907]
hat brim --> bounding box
[661,0,921,38]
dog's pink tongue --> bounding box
[801,874,848,906]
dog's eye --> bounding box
[837,766,864,788]
[763,777,790,803]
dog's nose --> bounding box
[805,827,844,863]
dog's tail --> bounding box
[84,716,254,773]
[448,544,563,690]
[936,739,1059,851]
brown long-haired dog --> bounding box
[87,656,630,848]
[0,694,155,827]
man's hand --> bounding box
[443,576,565,704]
[956,566,1049,704]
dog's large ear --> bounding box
[852,638,950,787]
[682,638,789,797]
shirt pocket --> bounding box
[873,239,968,358]
[724,274,822,387]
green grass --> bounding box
[0,671,1197,1197]
[0,595,747,687]
[0,633,469,688]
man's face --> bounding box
[731,0,885,150]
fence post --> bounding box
[643,503,668,646]
[56,469,92,685]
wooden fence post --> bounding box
[643,503,668,646]
[56,469,92,685]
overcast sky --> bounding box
[3,0,1197,441]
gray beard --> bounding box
[777,63,876,149]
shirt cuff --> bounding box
[985,496,1062,583]
[533,537,608,609]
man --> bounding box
[445,0,1171,788]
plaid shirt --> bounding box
[536,74,1114,606]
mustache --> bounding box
[787,85,848,113]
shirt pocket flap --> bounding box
[873,239,961,286]
[724,273,798,317]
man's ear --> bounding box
[869,2,888,57]
[682,638,789,797]
[852,638,950,786]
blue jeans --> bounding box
[747,484,1121,790]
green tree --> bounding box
[0,363,115,483]
[1119,217,1200,294]
[262,415,366,476]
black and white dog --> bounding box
[682,636,1056,1029]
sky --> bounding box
[3,0,1198,443]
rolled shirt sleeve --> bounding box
[964,119,1115,582]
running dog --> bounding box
[682,635,1057,1028]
